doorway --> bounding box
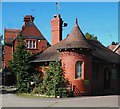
[104,68,111,89]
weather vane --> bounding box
[31,9,35,17]
[56,2,60,14]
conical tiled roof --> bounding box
[31,18,120,63]
[32,19,93,62]
[58,18,92,50]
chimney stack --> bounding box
[50,14,63,45]
[24,15,34,25]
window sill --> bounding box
[74,78,83,80]
[27,48,38,50]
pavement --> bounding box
[1,93,119,107]
[0,71,119,108]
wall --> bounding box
[4,45,13,67]
[4,29,21,68]
[92,62,120,95]
[61,51,92,96]
[0,36,2,69]
[13,39,48,54]
[24,39,48,54]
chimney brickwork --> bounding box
[51,14,63,45]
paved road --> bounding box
[1,94,119,107]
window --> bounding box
[30,40,32,48]
[75,61,82,79]
[33,40,36,49]
[26,40,29,48]
[105,69,109,80]
[112,68,117,79]
[26,40,37,49]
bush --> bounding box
[32,62,72,98]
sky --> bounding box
[1,2,119,46]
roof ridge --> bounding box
[113,43,120,52]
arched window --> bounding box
[75,61,82,79]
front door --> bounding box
[104,68,111,89]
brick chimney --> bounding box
[24,15,34,25]
[51,14,63,45]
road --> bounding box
[1,94,119,107]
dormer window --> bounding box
[26,40,37,49]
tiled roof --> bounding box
[4,29,21,45]
[58,19,92,50]
[89,40,120,63]
[21,22,45,40]
[4,38,15,45]
[4,29,21,38]
[108,44,120,55]
[22,36,45,40]
[5,17,48,45]
[32,21,120,64]
[4,29,21,33]
[32,42,61,62]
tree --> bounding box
[9,33,39,93]
[85,32,97,41]
[33,61,70,97]
[0,35,2,69]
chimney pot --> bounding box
[24,15,34,25]
[54,15,57,18]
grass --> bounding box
[0,68,2,72]
[16,93,55,98]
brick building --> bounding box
[4,15,50,68]
[32,14,120,96]
[108,43,120,55]
[0,35,2,69]
[4,14,120,95]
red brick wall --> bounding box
[92,62,119,94]
[4,45,13,67]
[4,29,21,39]
[13,39,48,54]
[5,39,48,68]
[100,64,119,93]
[51,14,62,45]
[24,39,48,54]
[5,37,48,68]
[61,51,92,96]
[4,29,21,67]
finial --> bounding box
[76,18,78,25]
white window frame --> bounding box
[26,40,29,49]
[33,40,36,49]
[75,61,82,79]
[26,40,37,49]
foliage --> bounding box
[32,61,70,97]
[2,44,4,62]
[111,41,118,45]
[9,33,40,93]
[85,32,97,40]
